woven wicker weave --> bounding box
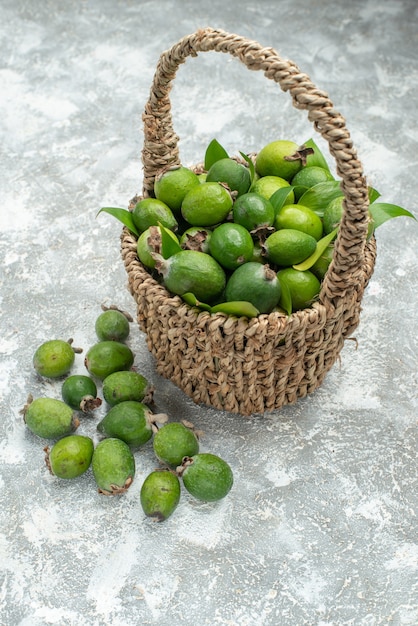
[120,27,377,416]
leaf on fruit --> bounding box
[298,181,344,217]
[210,301,260,318]
[239,151,256,187]
[293,227,339,271]
[204,139,229,170]
[303,138,333,173]
[158,222,182,258]
[269,186,295,213]
[97,207,139,237]
[369,203,417,229]
[181,293,212,311]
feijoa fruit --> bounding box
[95,309,130,342]
[178,453,233,502]
[140,470,181,521]
[33,339,75,378]
[153,422,199,468]
[23,397,79,439]
[84,341,134,380]
[97,401,166,449]
[92,438,135,495]
[61,375,102,412]
[102,371,153,406]
[45,435,94,479]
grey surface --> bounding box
[1,1,417,625]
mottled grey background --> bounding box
[0,1,417,625]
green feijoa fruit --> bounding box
[263,229,317,266]
[274,203,323,241]
[278,267,321,311]
[154,166,201,214]
[95,309,130,342]
[232,192,275,231]
[206,157,251,197]
[224,262,281,314]
[45,435,94,479]
[153,422,199,468]
[179,227,212,253]
[140,470,181,521]
[97,401,165,449]
[155,250,226,303]
[310,244,334,280]
[84,341,134,380]
[61,375,102,412]
[33,339,75,378]
[23,397,79,439]
[178,453,233,502]
[92,438,135,495]
[132,198,178,233]
[208,222,254,270]
[102,371,153,407]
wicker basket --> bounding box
[120,27,377,416]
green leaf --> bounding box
[181,293,212,311]
[97,207,139,237]
[293,227,339,271]
[369,203,417,229]
[303,138,332,173]
[278,276,292,316]
[269,186,295,214]
[369,187,381,203]
[239,151,256,187]
[210,301,260,318]
[204,139,229,170]
[158,222,182,258]
[298,181,344,217]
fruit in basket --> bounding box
[208,222,254,270]
[97,400,163,449]
[136,225,179,269]
[155,249,226,303]
[255,139,303,180]
[278,267,321,312]
[224,262,281,314]
[61,375,102,412]
[153,421,199,468]
[181,182,233,226]
[132,198,178,233]
[45,434,94,479]
[84,341,134,380]
[274,204,323,240]
[291,165,334,200]
[102,370,153,406]
[322,195,345,235]
[92,438,136,495]
[179,227,212,253]
[33,339,75,378]
[23,396,79,439]
[95,309,130,342]
[178,453,233,502]
[140,469,181,521]
[311,244,334,280]
[251,175,294,204]
[206,157,251,197]
[232,192,275,231]
[154,166,200,213]
[263,229,317,266]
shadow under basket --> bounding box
[120,27,377,416]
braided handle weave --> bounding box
[141,27,371,302]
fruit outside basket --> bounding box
[120,27,377,416]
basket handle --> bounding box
[141,27,370,301]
